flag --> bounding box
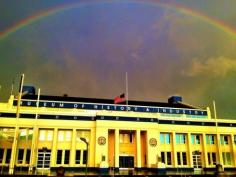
[114,93,125,104]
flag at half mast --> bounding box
[114,93,125,104]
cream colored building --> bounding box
[0,93,236,175]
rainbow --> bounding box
[0,0,236,40]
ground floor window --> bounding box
[207,152,217,166]
[0,148,12,164]
[177,152,187,166]
[161,151,172,165]
[56,149,70,165]
[5,149,12,164]
[83,150,87,164]
[0,148,3,163]
[222,152,232,165]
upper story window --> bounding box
[18,128,33,141]
[76,130,90,143]
[220,135,229,145]
[191,134,201,144]
[160,133,171,144]
[58,130,72,142]
[39,129,53,141]
[120,132,133,143]
[176,133,186,144]
[206,134,215,145]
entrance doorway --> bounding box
[37,149,51,169]
[192,151,202,169]
[119,156,134,168]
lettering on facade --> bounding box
[18,100,207,116]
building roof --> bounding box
[21,94,197,109]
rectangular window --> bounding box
[161,152,172,165]
[129,133,133,143]
[161,152,165,163]
[196,135,200,144]
[0,148,4,163]
[208,153,211,165]
[160,133,171,144]
[26,149,31,164]
[39,130,46,141]
[39,129,53,141]
[57,150,62,164]
[47,130,53,141]
[6,149,11,164]
[160,134,165,144]
[19,129,27,140]
[83,150,87,164]
[182,152,187,165]
[176,134,186,144]
[58,131,64,141]
[64,150,70,164]
[191,134,201,144]
[177,152,181,165]
[17,149,24,164]
[222,152,231,165]
[119,134,123,143]
[212,153,216,165]
[166,134,171,144]
[206,135,215,144]
[28,130,33,140]
[191,135,195,144]
[124,134,129,143]
[167,152,172,165]
[177,152,187,166]
[75,150,81,164]
[65,131,72,142]
[220,135,229,145]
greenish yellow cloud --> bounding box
[183,56,236,77]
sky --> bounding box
[0,0,236,119]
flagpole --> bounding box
[9,74,24,174]
[11,78,15,95]
[213,100,222,168]
[29,88,40,174]
[126,72,128,106]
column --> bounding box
[136,130,141,168]
[115,129,119,168]
[202,133,208,167]
[70,129,76,166]
[50,128,58,167]
[216,134,223,165]
[230,134,235,166]
[187,133,193,167]
[9,126,19,174]
[89,128,95,167]
[29,127,39,173]
[172,132,177,167]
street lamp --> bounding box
[80,137,88,176]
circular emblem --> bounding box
[98,136,106,145]
[149,138,157,147]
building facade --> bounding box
[0,94,236,175]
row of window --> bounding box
[0,148,88,165]
[160,133,236,145]
[0,148,31,165]
[56,149,87,165]
[161,151,231,166]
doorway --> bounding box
[37,149,51,169]
[119,156,134,168]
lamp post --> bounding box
[80,137,88,177]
